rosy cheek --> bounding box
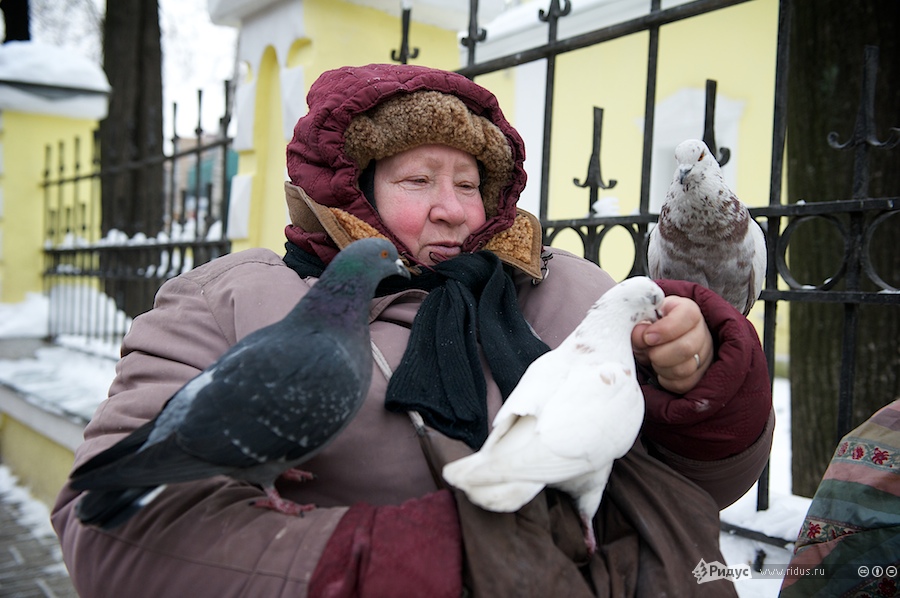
[384,205,427,248]
[466,201,487,228]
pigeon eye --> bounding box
[380,250,389,258]
[698,151,706,161]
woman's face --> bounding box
[374,144,486,266]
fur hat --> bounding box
[343,91,514,218]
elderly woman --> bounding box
[53,63,773,597]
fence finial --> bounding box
[574,107,617,215]
[702,79,730,166]
[827,45,900,199]
[461,0,487,68]
[390,4,419,64]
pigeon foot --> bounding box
[581,511,597,556]
[252,487,316,516]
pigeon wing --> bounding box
[457,359,639,488]
[176,331,364,465]
[72,331,366,489]
[538,363,640,457]
[486,362,641,484]
[483,347,571,448]
[647,225,662,280]
[745,219,767,314]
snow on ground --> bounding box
[0,343,116,424]
[0,465,57,540]
[0,293,809,597]
[0,293,51,338]
[719,377,810,597]
[0,293,117,423]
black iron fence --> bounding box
[42,86,235,345]
[442,0,900,547]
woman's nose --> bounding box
[430,181,468,224]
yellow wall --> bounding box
[293,0,459,79]
[231,0,461,254]
[0,414,74,507]
[0,112,98,303]
[234,45,287,255]
[657,0,779,209]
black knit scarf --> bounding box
[284,242,550,448]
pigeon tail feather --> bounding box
[70,419,156,479]
[449,475,543,512]
[70,435,234,491]
[75,485,164,530]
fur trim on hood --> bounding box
[284,63,543,280]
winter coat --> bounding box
[52,63,773,596]
[52,246,773,597]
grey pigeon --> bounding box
[442,276,664,554]
[648,139,766,315]
[70,238,410,529]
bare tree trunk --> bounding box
[99,0,164,317]
[1,0,30,42]
[787,0,900,497]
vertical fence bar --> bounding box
[169,102,180,240]
[638,0,661,217]
[57,139,73,338]
[757,0,792,513]
[73,135,87,340]
[461,0,486,69]
[219,81,232,240]
[90,129,104,344]
[837,217,862,442]
[537,0,572,220]
[42,143,57,338]
[194,90,204,241]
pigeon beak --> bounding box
[677,166,692,185]
[394,258,412,279]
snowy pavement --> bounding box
[0,466,78,597]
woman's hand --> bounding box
[631,295,713,394]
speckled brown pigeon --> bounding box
[648,139,766,316]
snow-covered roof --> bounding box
[0,41,110,120]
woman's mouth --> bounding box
[426,244,462,263]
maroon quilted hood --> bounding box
[284,63,528,266]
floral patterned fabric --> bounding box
[780,399,900,597]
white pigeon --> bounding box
[647,139,766,316]
[442,276,664,554]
